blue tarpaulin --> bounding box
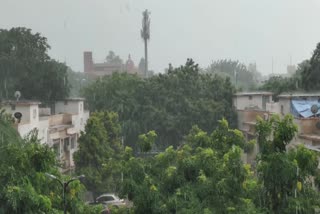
[291,100,320,118]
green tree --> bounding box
[0,114,90,213]
[138,130,157,153]
[67,68,94,97]
[0,27,70,102]
[301,43,320,91]
[106,50,123,65]
[256,114,320,213]
[260,76,297,101]
[206,59,259,90]
[84,59,237,150]
[73,111,123,196]
[120,119,260,213]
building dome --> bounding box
[126,54,135,72]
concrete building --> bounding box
[275,93,320,151]
[233,92,273,111]
[234,91,320,166]
[233,92,274,165]
[1,98,89,173]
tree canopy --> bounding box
[206,59,260,90]
[301,43,320,91]
[73,111,124,196]
[0,27,69,102]
[0,112,96,213]
[106,50,123,65]
[119,119,259,213]
[256,114,320,213]
[83,59,237,150]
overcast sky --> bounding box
[1,0,320,75]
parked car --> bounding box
[87,201,111,214]
[96,193,128,208]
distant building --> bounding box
[287,64,296,76]
[234,91,320,167]
[233,92,273,111]
[276,93,320,151]
[233,92,274,166]
[1,98,89,173]
[83,51,142,77]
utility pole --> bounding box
[141,9,150,78]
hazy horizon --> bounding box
[1,0,320,75]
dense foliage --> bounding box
[120,119,260,213]
[74,111,124,196]
[259,76,298,100]
[67,68,94,97]
[116,115,320,213]
[301,43,320,91]
[0,27,69,102]
[206,59,260,90]
[83,59,237,150]
[256,114,320,213]
[0,112,96,213]
[73,109,320,213]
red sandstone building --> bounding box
[83,51,142,77]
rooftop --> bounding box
[58,98,86,102]
[234,91,273,96]
[1,100,41,106]
[278,92,320,98]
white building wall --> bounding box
[72,111,89,132]
[55,101,83,115]
[278,98,291,116]
[17,123,36,139]
[234,95,264,110]
[37,119,49,144]
[29,105,39,124]
[266,102,280,114]
[2,99,89,172]
[3,105,31,123]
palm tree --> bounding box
[141,9,150,77]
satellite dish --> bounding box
[14,112,22,123]
[14,91,21,101]
[311,104,319,115]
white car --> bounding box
[96,193,128,208]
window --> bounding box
[248,95,252,100]
[281,105,284,115]
[71,137,75,149]
[80,103,83,112]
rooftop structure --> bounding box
[234,91,273,96]
[233,91,273,111]
[278,93,320,99]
